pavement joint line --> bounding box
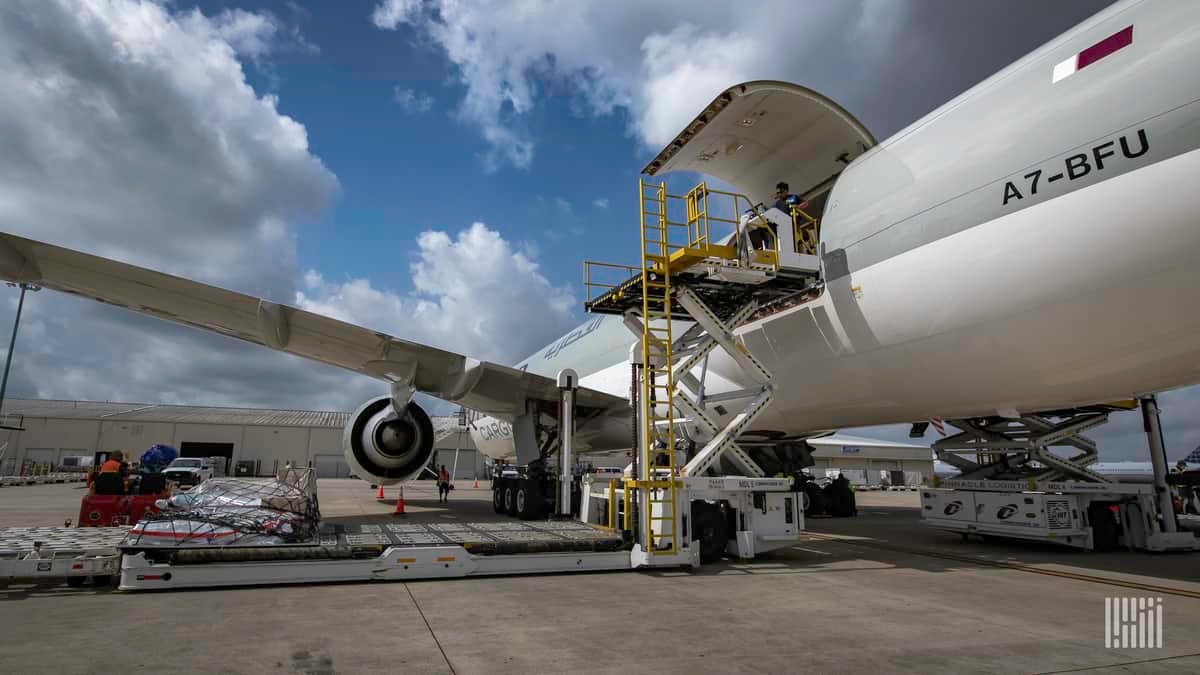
[1033,651,1200,674]
[405,582,456,674]
[805,532,1200,600]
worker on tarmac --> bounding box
[438,465,451,503]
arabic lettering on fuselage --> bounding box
[542,317,603,361]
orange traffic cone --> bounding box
[472,478,479,489]
[393,489,406,516]
[376,484,385,499]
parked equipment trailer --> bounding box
[921,398,1199,552]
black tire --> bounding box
[66,576,85,588]
[515,481,542,520]
[825,483,856,518]
[504,485,518,516]
[1089,502,1121,552]
[803,483,827,516]
[493,484,505,513]
[823,484,843,517]
[691,501,728,564]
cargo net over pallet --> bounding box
[122,469,320,549]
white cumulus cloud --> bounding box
[372,0,421,30]
[296,222,575,365]
[0,0,585,416]
[0,0,351,409]
[372,0,1112,170]
[204,8,280,59]
[394,87,435,113]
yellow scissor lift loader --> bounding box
[581,178,821,566]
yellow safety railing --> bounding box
[584,179,797,313]
[790,205,819,255]
[683,181,766,253]
[583,260,640,304]
[601,478,652,532]
[637,179,782,276]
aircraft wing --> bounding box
[0,232,624,417]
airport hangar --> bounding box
[0,398,479,480]
[0,399,934,484]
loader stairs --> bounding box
[584,179,820,561]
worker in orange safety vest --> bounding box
[99,451,124,474]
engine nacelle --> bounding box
[343,396,435,485]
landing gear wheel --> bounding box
[1088,502,1121,552]
[493,484,505,513]
[504,484,518,516]
[515,480,542,520]
[691,501,728,564]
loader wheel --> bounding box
[692,501,728,564]
[515,481,542,520]
[493,484,505,513]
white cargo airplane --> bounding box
[2,0,1198,487]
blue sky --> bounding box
[7,0,1195,462]
[200,0,653,293]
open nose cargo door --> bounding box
[642,79,877,259]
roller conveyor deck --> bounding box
[121,519,626,563]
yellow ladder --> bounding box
[638,179,680,555]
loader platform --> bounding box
[585,265,816,321]
[120,519,626,563]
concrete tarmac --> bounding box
[1,479,1199,674]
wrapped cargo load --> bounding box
[123,468,319,548]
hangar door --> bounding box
[313,454,352,478]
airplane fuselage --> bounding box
[471,0,1200,462]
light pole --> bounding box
[0,282,40,417]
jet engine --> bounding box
[343,396,435,485]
